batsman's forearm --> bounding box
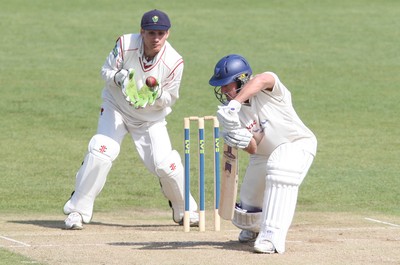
[235,73,275,103]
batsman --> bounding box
[209,54,317,254]
[63,10,199,229]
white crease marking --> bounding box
[0,235,31,247]
[364,218,400,227]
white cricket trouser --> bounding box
[64,100,185,222]
[98,100,173,172]
[98,100,196,219]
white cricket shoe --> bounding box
[65,212,83,230]
[238,230,258,243]
[169,201,199,227]
[178,211,199,227]
[253,231,276,254]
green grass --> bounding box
[1,0,399,260]
[1,0,399,263]
[0,248,43,265]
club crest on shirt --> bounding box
[112,43,118,58]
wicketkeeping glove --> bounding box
[217,100,242,131]
[121,69,148,108]
[138,83,160,106]
[224,128,253,149]
[114,69,129,88]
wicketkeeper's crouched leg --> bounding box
[156,150,198,224]
[63,134,120,223]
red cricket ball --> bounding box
[145,76,158,87]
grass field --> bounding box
[1,0,399,264]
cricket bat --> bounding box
[218,144,239,220]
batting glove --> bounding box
[217,100,242,131]
[224,128,253,149]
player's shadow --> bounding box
[8,220,251,252]
[9,220,180,230]
[90,221,178,230]
[9,220,64,229]
[108,240,252,252]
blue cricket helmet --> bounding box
[209,54,252,104]
[209,54,252,87]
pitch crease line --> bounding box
[0,235,31,247]
[364,218,400,227]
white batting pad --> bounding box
[259,178,299,253]
[63,134,120,223]
[258,143,315,253]
[156,150,197,222]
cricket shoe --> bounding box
[65,212,83,230]
[178,211,199,227]
[169,201,199,227]
[253,231,277,254]
[238,230,258,243]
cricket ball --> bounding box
[145,76,158,87]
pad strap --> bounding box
[232,203,262,232]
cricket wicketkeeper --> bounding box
[63,9,199,229]
[209,54,317,254]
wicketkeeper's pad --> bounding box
[156,150,193,223]
[63,134,120,223]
